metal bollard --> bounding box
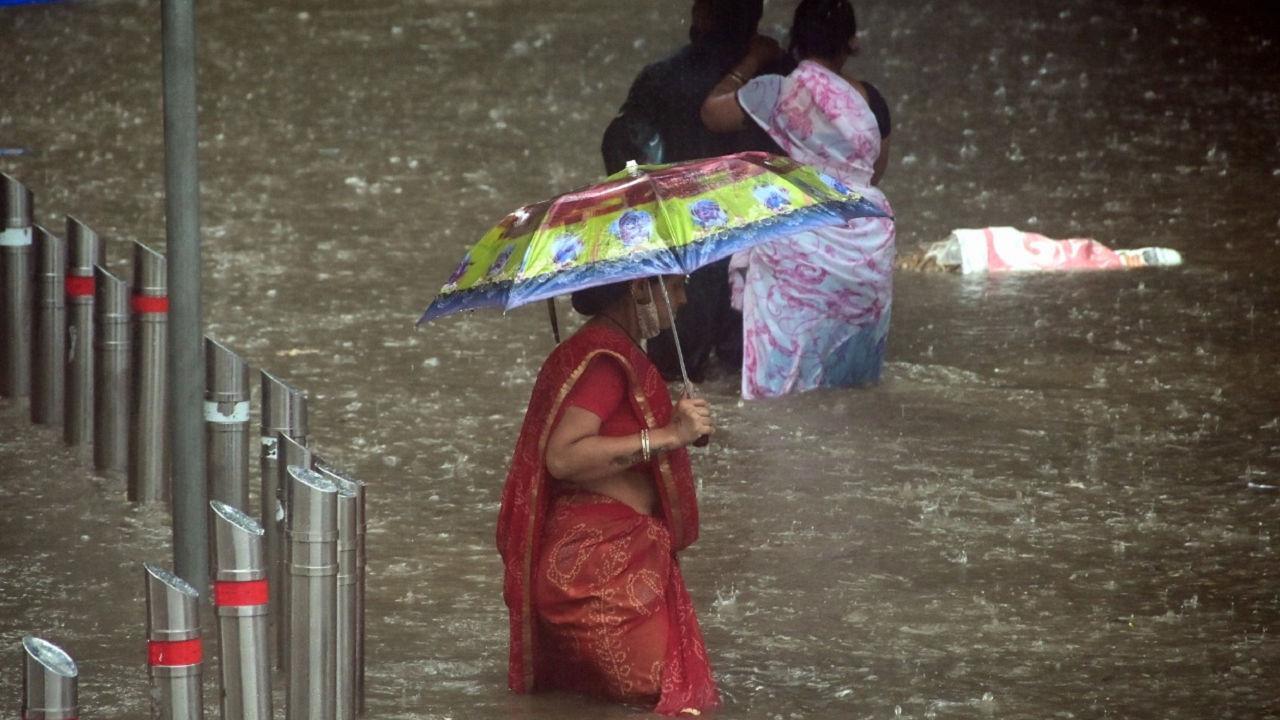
[276,432,311,673]
[144,563,204,720]
[260,370,307,667]
[285,465,338,720]
[206,338,251,511]
[64,216,104,447]
[129,241,169,502]
[354,484,366,718]
[21,636,78,720]
[314,459,364,720]
[211,501,272,720]
[94,266,130,475]
[31,225,65,426]
[316,458,360,717]
[1,172,34,398]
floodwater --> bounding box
[2,0,1278,718]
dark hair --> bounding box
[570,281,630,316]
[788,0,857,60]
[691,0,764,46]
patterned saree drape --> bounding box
[732,60,897,399]
[496,324,718,715]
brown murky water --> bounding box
[2,0,1278,718]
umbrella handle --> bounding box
[680,386,711,443]
[681,384,711,448]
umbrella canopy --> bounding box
[417,151,890,325]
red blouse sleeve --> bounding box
[564,356,626,422]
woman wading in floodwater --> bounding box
[703,0,897,399]
[496,275,719,716]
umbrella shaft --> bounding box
[656,280,692,396]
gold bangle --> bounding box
[640,429,651,462]
[727,70,748,86]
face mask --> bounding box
[635,282,662,340]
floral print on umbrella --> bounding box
[689,199,728,230]
[752,184,792,211]
[486,243,516,280]
[551,232,584,268]
[443,251,472,289]
[610,210,655,248]
[818,172,854,196]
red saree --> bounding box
[496,324,719,715]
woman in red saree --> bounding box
[496,275,720,716]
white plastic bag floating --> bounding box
[915,227,1181,274]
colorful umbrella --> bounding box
[416,151,890,325]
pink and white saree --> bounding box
[733,60,896,399]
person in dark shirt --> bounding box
[602,0,795,384]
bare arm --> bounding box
[701,77,750,133]
[545,398,713,486]
[701,35,781,133]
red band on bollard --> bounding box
[147,638,203,667]
[131,294,169,314]
[213,579,269,607]
[65,275,95,298]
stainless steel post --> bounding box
[211,501,272,720]
[1,172,34,398]
[354,479,366,718]
[94,266,130,475]
[277,432,311,673]
[130,242,169,502]
[260,370,307,665]
[21,636,78,720]
[206,338,251,510]
[31,225,65,426]
[144,563,204,720]
[285,465,338,720]
[64,216,103,448]
[314,459,364,720]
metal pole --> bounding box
[162,0,208,591]
[260,370,307,664]
[285,465,338,720]
[21,636,78,720]
[314,460,361,720]
[277,431,311,673]
[31,225,65,426]
[333,479,357,720]
[353,476,366,718]
[94,266,130,475]
[211,501,272,720]
[64,216,103,448]
[144,563,204,720]
[206,337,251,510]
[1,172,34,398]
[354,482,367,718]
[131,241,169,503]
